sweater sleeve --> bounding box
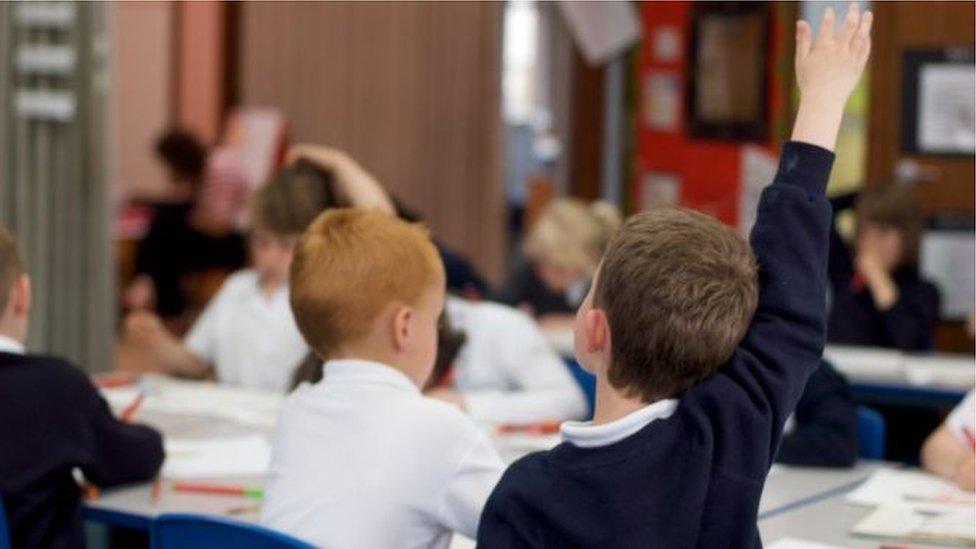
[776,362,858,467]
[712,141,835,458]
[77,374,165,487]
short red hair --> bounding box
[289,209,444,358]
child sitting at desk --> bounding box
[492,198,621,322]
[921,388,975,491]
[477,6,872,546]
[827,185,941,351]
[0,225,164,548]
[124,147,393,392]
[262,210,504,547]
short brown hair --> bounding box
[594,208,758,401]
[289,209,444,358]
[0,225,25,313]
[856,185,921,266]
[251,163,338,236]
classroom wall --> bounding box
[176,1,226,146]
[633,1,792,227]
[237,1,506,281]
[110,1,173,200]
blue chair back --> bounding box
[0,495,10,549]
[856,406,886,459]
[564,357,596,417]
[151,513,314,549]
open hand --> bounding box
[795,3,872,105]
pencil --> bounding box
[172,482,264,500]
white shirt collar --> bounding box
[561,398,679,448]
[0,334,25,355]
[321,359,419,394]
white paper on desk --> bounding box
[823,345,905,382]
[846,468,976,510]
[162,435,272,478]
[905,354,976,388]
[766,538,846,549]
[851,503,976,545]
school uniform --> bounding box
[491,260,587,316]
[185,269,308,392]
[446,297,588,423]
[478,141,835,547]
[0,336,164,549]
[777,361,859,468]
[262,359,505,549]
[946,389,975,444]
[826,193,941,351]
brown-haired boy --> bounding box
[261,209,504,547]
[0,225,163,548]
[478,5,872,547]
[124,146,393,392]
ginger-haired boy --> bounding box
[478,5,872,547]
[261,209,504,548]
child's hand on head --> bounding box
[795,3,872,106]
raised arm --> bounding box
[725,5,873,442]
[286,145,395,214]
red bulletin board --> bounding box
[634,1,790,227]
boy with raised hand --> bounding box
[261,209,504,548]
[478,5,872,547]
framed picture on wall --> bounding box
[901,48,976,156]
[687,2,770,142]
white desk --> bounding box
[86,375,887,537]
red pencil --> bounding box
[172,482,264,500]
[496,421,561,436]
[120,392,145,422]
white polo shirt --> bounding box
[946,389,976,445]
[262,359,505,549]
[446,297,588,423]
[184,269,308,393]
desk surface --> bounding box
[86,376,887,536]
[760,490,878,548]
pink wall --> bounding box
[110,1,174,199]
[176,1,225,146]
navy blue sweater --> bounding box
[477,142,834,548]
[776,361,858,468]
[0,352,164,548]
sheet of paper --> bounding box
[846,468,976,510]
[162,435,272,479]
[766,538,846,549]
[823,345,905,382]
[852,504,976,545]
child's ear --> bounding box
[11,275,30,316]
[391,305,412,353]
[583,308,609,354]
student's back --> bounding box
[264,361,498,548]
[0,352,163,548]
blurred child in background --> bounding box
[492,198,620,323]
[125,129,247,319]
[123,146,393,392]
[827,185,941,351]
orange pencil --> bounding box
[120,391,145,422]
